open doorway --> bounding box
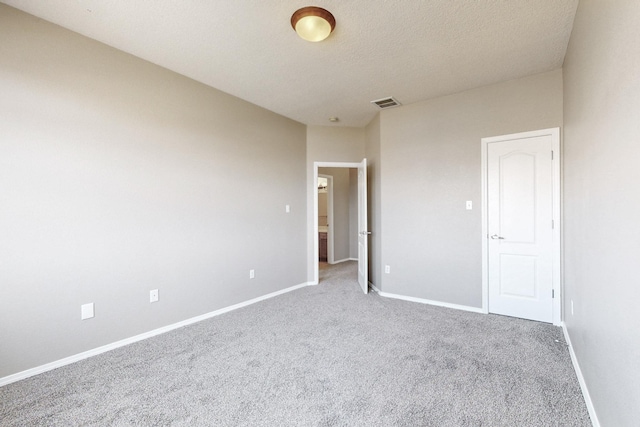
[317,174,332,263]
[312,160,369,293]
[318,169,357,265]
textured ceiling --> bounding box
[2,0,578,127]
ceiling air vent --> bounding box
[370,96,401,109]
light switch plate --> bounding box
[81,303,94,320]
[150,289,159,303]
[571,300,574,316]
[466,201,473,210]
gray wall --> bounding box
[318,191,328,226]
[365,114,382,288]
[318,168,353,262]
[379,70,563,307]
[0,5,307,378]
[563,1,640,425]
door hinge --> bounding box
[552,220,555,229]
[552,289,555,298]
[551,150,554,160]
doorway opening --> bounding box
[317,169,358,265]
[312,160,369,293]
[317,174,332,263]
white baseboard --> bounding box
[562,323,600,427]
[0,282,311,387]
[376,290,485,314]
[369,281,381,294]
[329,258,357,265]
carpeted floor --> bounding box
[0,261,591,426]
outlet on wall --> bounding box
[150,289,159,303]
[249,269,255,279]
[385,265,391,274]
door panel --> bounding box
[499,254,537,298]
[501,152,536,243]
[488,135,553,322]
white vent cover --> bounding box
[370,96,401,109]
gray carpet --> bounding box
[0,261,591,426]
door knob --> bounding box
[360,231,372,235]
[490,234,505,240]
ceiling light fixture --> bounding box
[291,6,336,42]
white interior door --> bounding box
[357,158,368,294]
[487,133,555,322]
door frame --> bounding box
[481,128,562,325]
[312,161,364,286]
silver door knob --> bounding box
[490,234,505,240]
[360,231,372,235]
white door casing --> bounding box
[357,158,368,294]
[481,128,561,324]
